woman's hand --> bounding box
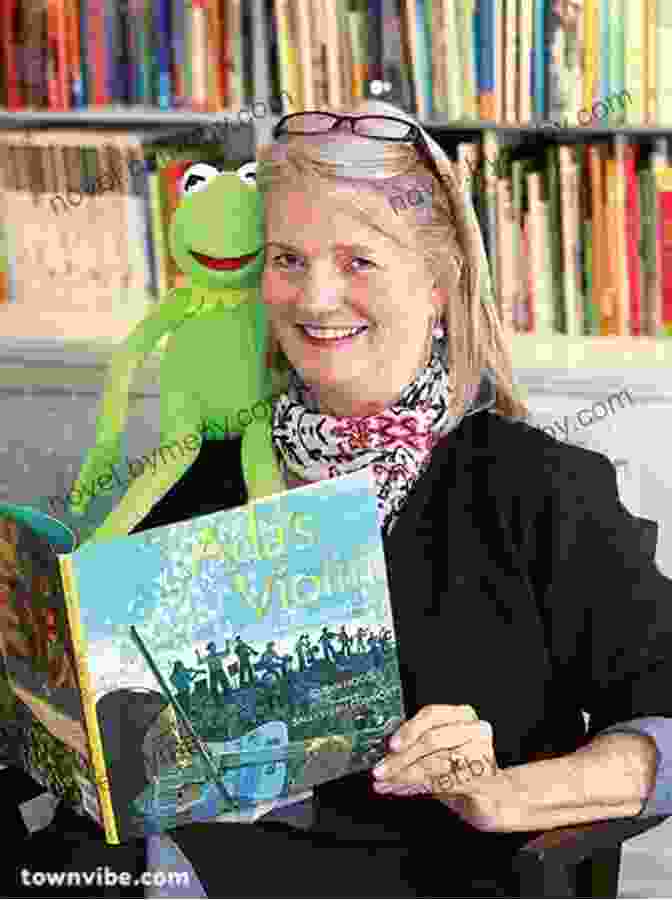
[371,704,526,830]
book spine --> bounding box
[657,0,672,123]
[544,145,565,332]
[558,146,581,336]
[205,0,221,109]
[478,0,496,119]
[624,145,642,336]
[599,0,609,103]
[613,138,630,335]
[532,0,545,119]
[415,0,434,119]
[154,0,172,108]
[647,0,657,123]
[190,0,208,110]
[583,0,596,112]
[655,166,672,334]
[624,0,645,124]
[518,0,532,122]
[482,133,499,310]
[323,0,342,107]
[89,0,108,104]
[601,156,621,334]
[546,3,566,124]
[503,0,517,122]
[2,0,23,110]
[365,0,384,91]
[430,0,446,117]
[296,0,316,106]
[607,0,624,124]
[456,0,477,118]
[57,556,119,844]
[494,0,503,121]
[443,0,463,119]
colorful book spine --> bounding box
[494,0,503,120]
[456,0,478,118]
[655,160,672,335]
[583,0,597,112]
[647,0,657,123]
[657,0,672,124]
[639,147,661,334]
[482,132,499,299]
[503,0,517,122]
[88,0,109,105]
[154,0,172,108]
[607,0,624,124]
[599,0,609,105]
[518,0,532,122]
[532,0,545,119]
[58,556,120,844]
[414,0,434,119]
[623,144,642,336]
[624,0,645,124]
[477,0,496,120]
[545,145,565,332]
[442,0,463,120]
[527,171,554,334]
[558,146,581,336]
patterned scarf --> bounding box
[271,336,496,536]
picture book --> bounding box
[0,469,405,844]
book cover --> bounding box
[0,471,405,843]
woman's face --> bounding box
[262,185,442,417]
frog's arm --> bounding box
[87,389,203,542]
[69,289,195,517]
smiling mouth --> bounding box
[297,324,370,342]
[190,249,261,270]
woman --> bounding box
[10,100,670,898]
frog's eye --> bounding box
[179,163,222,197]
[236,162,257,185]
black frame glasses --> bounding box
[273,112,447,189]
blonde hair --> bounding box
[257,99,527,420]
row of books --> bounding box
[0,1,669,125]
[465,134,672,337]
[0,0,275,112]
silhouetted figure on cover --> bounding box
[234,635,258,686]
[169,660,202,715]
[196,642,231,704]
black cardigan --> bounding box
[133,406,672,847]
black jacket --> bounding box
[133,407,672,846]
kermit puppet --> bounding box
[69,160,285,542]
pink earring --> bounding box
[432,317,445,339]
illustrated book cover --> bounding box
[0,469,405,844]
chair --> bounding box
[514,516,670,897]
